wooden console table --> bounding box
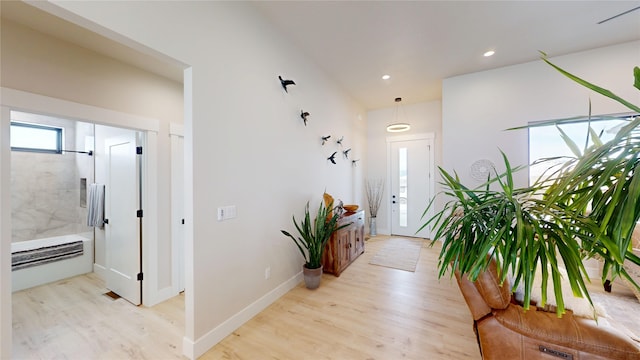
[322,210,365,276]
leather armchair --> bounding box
[456,260,640,359]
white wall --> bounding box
[0,18,183,297]
[38,2,366,357]
[442,41,640,190]
[366,101,442,235]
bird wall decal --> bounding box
[343,148,351,159]
[327,152,337,164]
[336,136,344,146]
[321,135,331,145]
[278,76,296,93]
[300,110,310,126]
[352,159,360,167]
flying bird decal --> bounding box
[343,148,351,159]
[327,152,337,164]
[300,110,310,126]
[336,136,344,146]
[321,135,331,145]
[278,76,296,93]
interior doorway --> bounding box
[388,133,435,238]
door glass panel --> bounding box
[399,147,408,227]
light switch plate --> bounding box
[217,205,237,221]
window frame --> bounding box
[10,121,63,154]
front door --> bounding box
[389,135,434,238]
[105,132,141,305]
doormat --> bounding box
[104,291,121,300]
[369,237,424,272]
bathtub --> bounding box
[11,234,93,292]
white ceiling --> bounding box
[254,1,640,109]
[3,1,640,110]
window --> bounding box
[528,115,635,185]
[10,122,63,154]
[398,147,408,227]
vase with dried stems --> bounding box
[365,179,384,236]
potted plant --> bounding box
[281,195,350,289]
[421,58,640,315]
[421,152,593,315]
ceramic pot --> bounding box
[303,264,323,289]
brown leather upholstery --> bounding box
[456,260,640,359]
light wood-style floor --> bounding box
[12,272,185,359]
[12,236,480,359]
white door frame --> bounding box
[0,87,160,308]
[386,133,435,239]
[169,123,185,294]
[0,105,12,360]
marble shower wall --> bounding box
[11,112,95,243]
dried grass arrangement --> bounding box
[365,179,384,218]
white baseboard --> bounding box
[146,285,177,307]
[93,263,106,280]
[183,271,303,359]
[182,336,195,360]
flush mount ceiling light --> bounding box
[382,74,391,80]
[386,97,411,133]
[483,50,495,57]
[386,123,411,132]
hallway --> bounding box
[13,237,479,359]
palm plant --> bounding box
[422,153,594,315]
[539,59,640,287]
[421,57,640,316]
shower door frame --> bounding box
[0,87,161,308]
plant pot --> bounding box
[303,264,323,289]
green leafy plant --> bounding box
[282,199,351,269]
[539,57,640,286]
[421,56,640,316]
[421,152,593,315]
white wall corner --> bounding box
[184,271,303,359]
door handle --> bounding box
[392,201,396,204]
[103,218,109,225]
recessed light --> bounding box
[382,74,391,80]
[483,50,495,57]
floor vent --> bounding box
[104,291,121,300]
